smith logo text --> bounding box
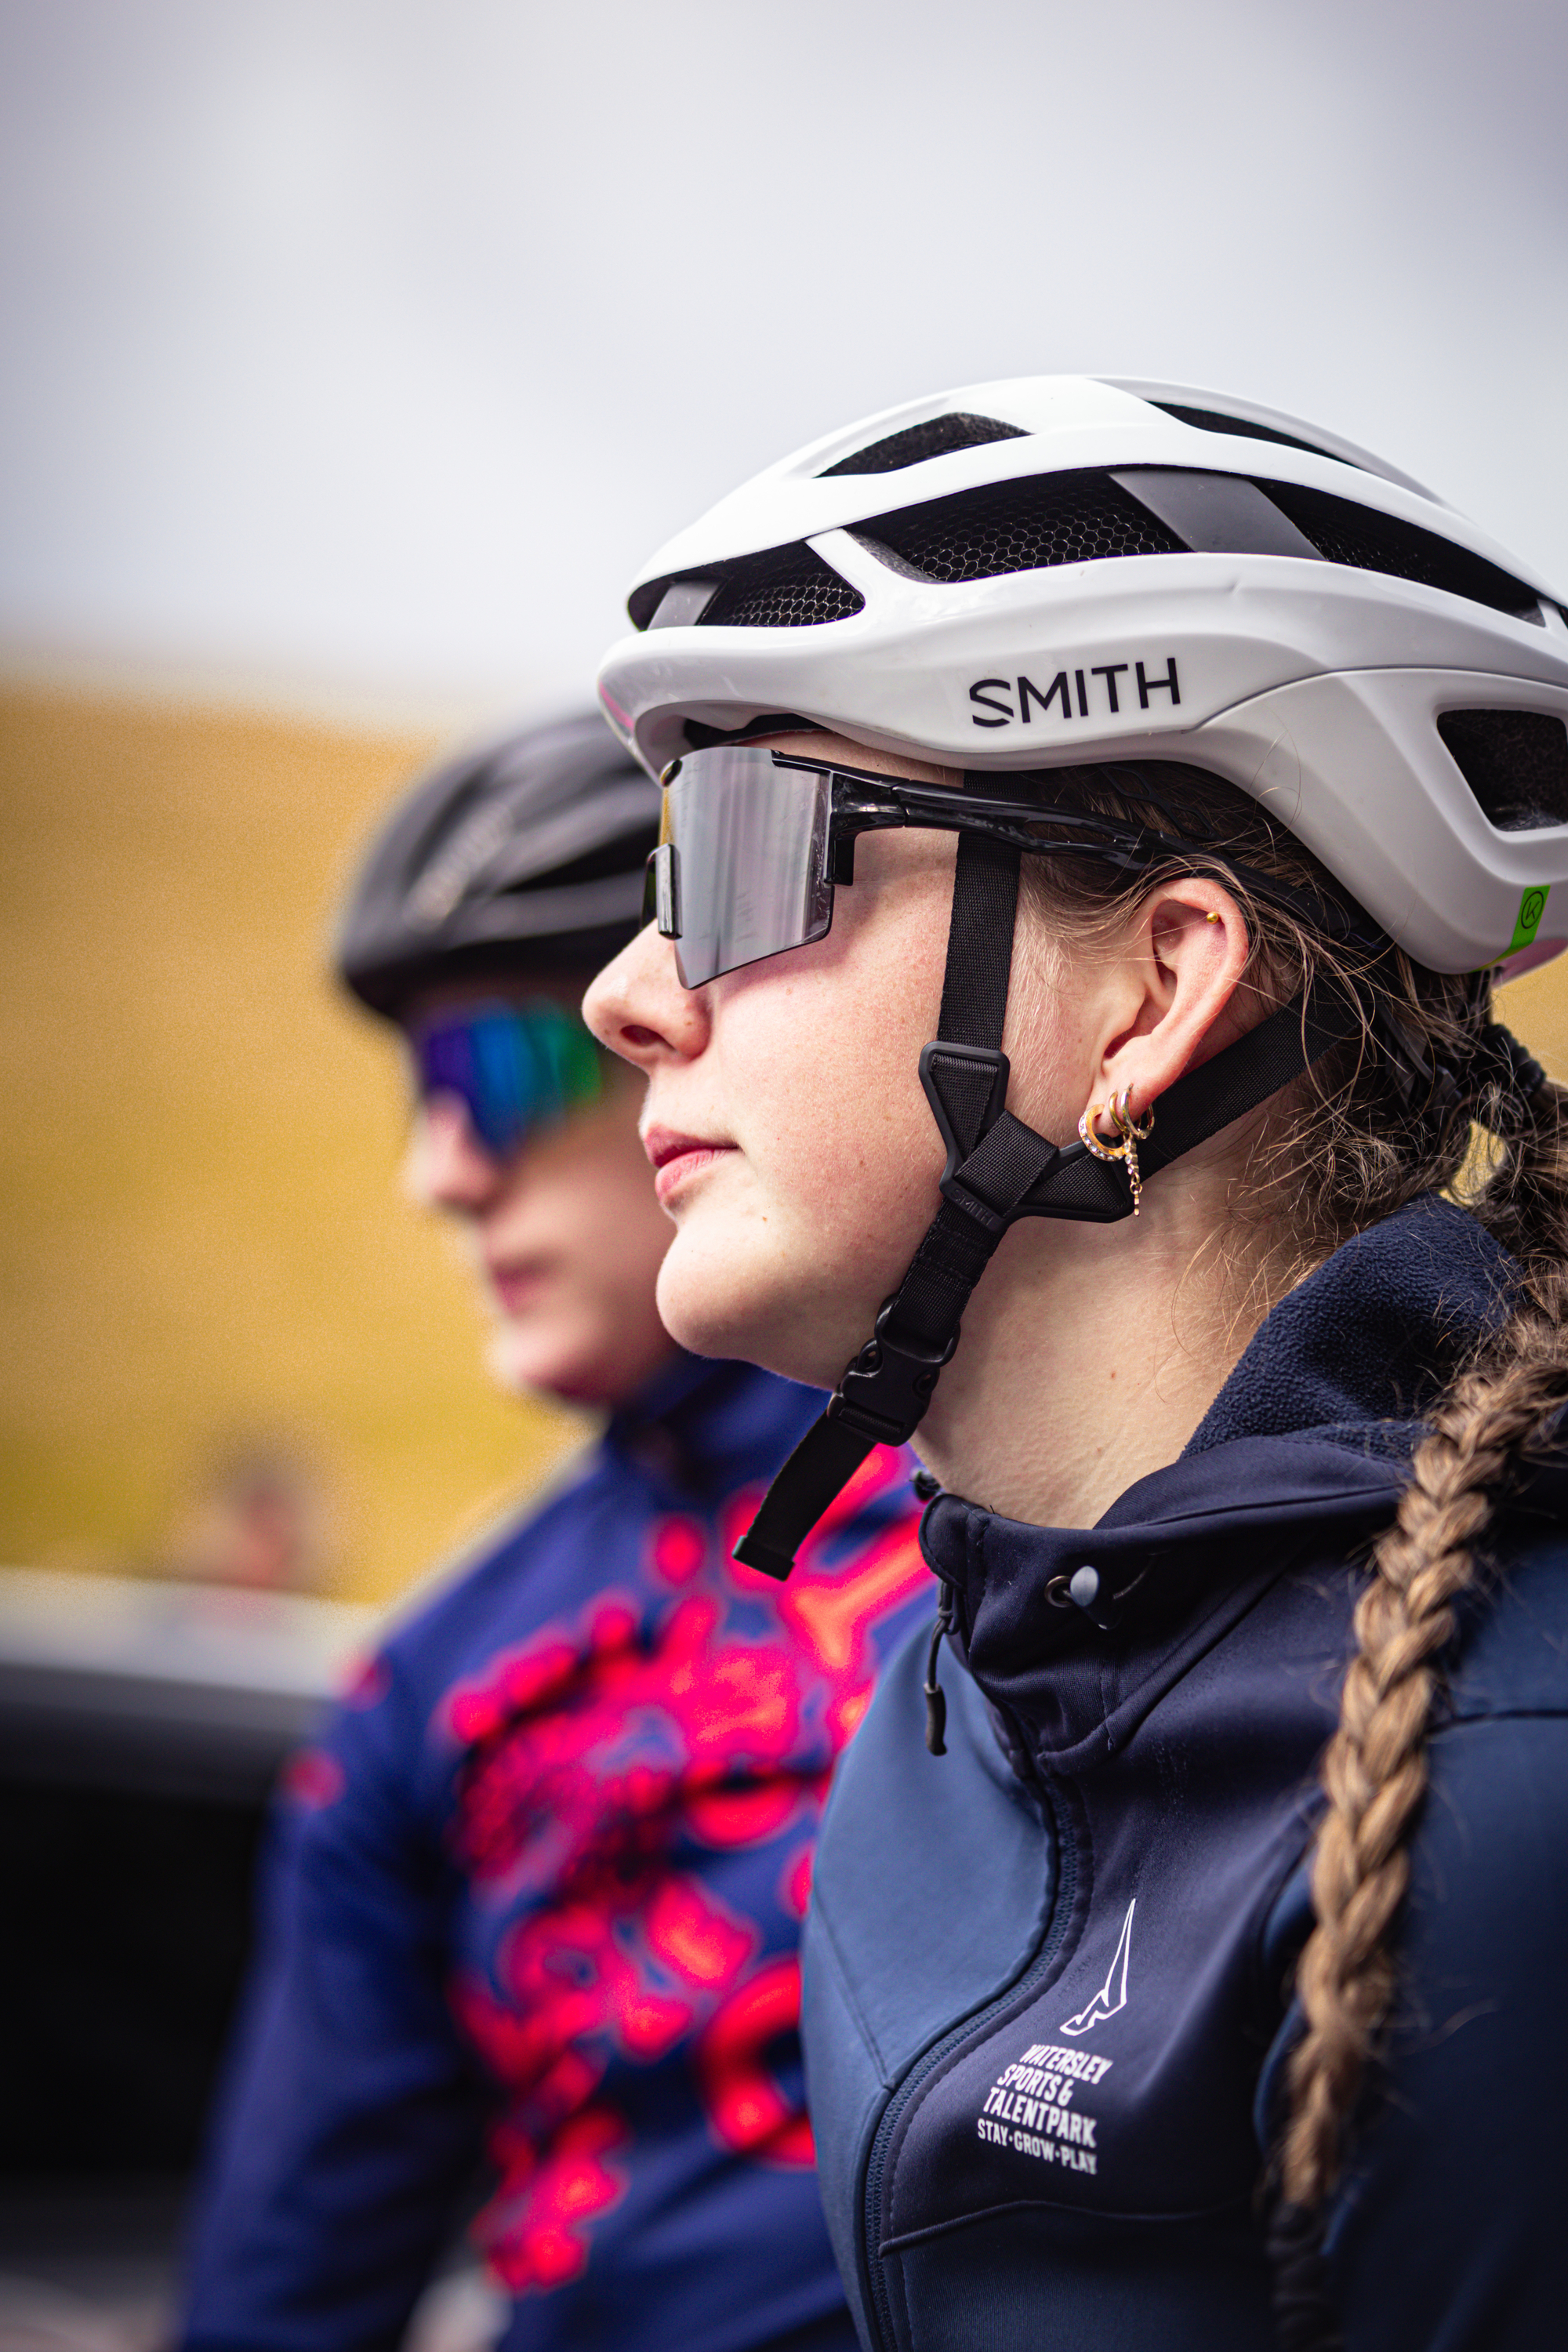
[969,657,1181,728]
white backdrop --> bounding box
[1,0,1563,720]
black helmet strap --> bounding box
[732,828,1359,1581]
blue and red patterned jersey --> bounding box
[180,1356,928,2352]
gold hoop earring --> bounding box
[1077,1101,1122,1161]
[1076,1087,1156,1215]
[1108,1086,1153,1144]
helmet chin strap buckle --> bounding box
[829,1299,962,1449]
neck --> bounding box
[914,1167,1280,1528]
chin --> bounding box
[655,1229,859,1392]
[485,1322,600,1406]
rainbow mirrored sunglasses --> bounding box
[408,1000,604,1157]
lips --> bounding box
[643,1124,738,1206]
[485,1256,551,1315]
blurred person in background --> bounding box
[177,713,929,2352]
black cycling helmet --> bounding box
[336,710,661,1019]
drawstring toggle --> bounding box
[924,1584,956,1756]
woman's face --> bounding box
[401,985,676,1407]
[582,734,1107,1390]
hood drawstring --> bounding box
[924,1583,956,1757]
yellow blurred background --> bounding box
[0,681,583,1606]
[6,675,1568,1607]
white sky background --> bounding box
[1,0,1564,726]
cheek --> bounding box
[728,840,950,1208]
[556,1147,665,1269]
[657,835,956,1375]
[497,1120,666,1299]
[714,980,933,1227]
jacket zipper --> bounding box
[858,1769,1077,2352]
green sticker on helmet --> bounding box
[1506,884,1552,959]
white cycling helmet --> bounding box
[600,375,1568,978]
[597,379,1566,1582]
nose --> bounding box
[405,1094,508,1213]
[583,923,710,1073]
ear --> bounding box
[1092,877,1252,1122]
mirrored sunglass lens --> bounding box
[415,1004,602,1154]
[664,749,833,987]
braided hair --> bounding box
[1012,761,1567,2350]
[1268,1035,1568,2350]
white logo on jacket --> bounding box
[1061,1898,1135,2037]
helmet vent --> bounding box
[1151,401,1359,470]
[1437,710,1568,832]
[701,542,865,627]
[820,412,1027,477]
[629,543,865,632]
[857,470,1182,583]
[1256,481,1540,620]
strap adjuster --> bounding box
[920,1042,1010,1181]
[829,1298,962,1447]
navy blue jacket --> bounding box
[181,1356,927,2352]
[802,1199,1568,2351]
